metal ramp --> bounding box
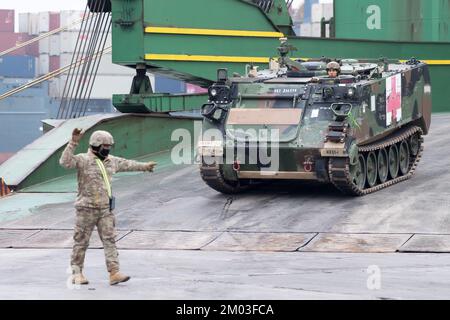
[0,113,126,189]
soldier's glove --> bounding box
[146,161,157,172]
[72,128,83,144]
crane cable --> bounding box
[57,0,112,119]
[0,47,111,101]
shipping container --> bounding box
[0,78,48,99]
[0,78,48,97]
[38,34,50,54]
[59,53,74,70]
[38,54,49,75]
[60,53,134,76]
[0,32,32,56]
[59,31,112,53]
[49,56,60,72]
[59,31,78,53]
[96,53,135,76]
[311,3,333,22]
[0,111,47,152]
[91,75,148,98]
[55,74,144,99]
[303,0,319,23]
[49,34,60,55]
[48,78,61,97]
[26,36,40,57]
[0,55,36,78]
[0,9,14,33]
[60,10,85,31]
[18,12,56,35]
[29,13,40,36]
[18,13,29,34]
[311,22,322,37]
[299,23,312,37]
[0,77,55,152]
[38,12,50,33]
[83,99,114,115]
[155,75,186,94]
[49,12,60,30]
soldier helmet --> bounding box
[326,61,341,71]
[89,130,114,147]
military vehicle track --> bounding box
[200,162,245,194]
[329,125,424,196]
[200,126,424,196]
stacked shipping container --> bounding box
[15,10,138,98]
[0,8,187,154]
[292,0,334,37]
[0,10,38,79]
[0,56,36,78]
[2,9,188,98]
[0,78,57,153]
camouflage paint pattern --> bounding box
[201,60,431,182]
[71,207,119,273]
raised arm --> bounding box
[59,128,84,169]
[114,157,157,173]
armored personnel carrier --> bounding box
[198,41,432,196]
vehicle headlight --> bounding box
[346,87,356,99]
[347,88,355,98]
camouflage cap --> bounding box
[326,61,341,71]
[89,130,114,147]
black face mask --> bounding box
[91,145,111,160]
[99,146,110,158]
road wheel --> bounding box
[377,148,389,184]
[399,141,410,176]
[366,152,378,188]
[350,154,366,190]
[388,145,399,179]
[409,133,421,156]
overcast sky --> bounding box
[1,0,85,13]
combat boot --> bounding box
[72,273,89,285]
[109,271,130,285]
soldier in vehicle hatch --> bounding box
[326,61,341,78]
[60,129,157,285]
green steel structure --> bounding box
[108,0,450,112]
[334,0,450,42]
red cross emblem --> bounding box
[386,75,402,125]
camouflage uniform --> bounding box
[60,137,152,274]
